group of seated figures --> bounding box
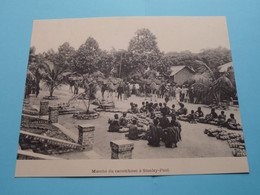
[177,105,242,130]
[108,101,183,148]
[107,99,242,150]
[147,114,182,148]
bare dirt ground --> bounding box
[25,84,244,159]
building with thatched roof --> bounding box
[169,65,195,85]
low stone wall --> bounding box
[21,114,49,124]
[17,150,61,160]
[19,130,83,155]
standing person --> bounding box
[182,85,189,103]
[129,83,133,95]
[172,84,176,99]
[74,81,79,95]
[187,87,194,103]
[160,84,166,99]
[135,83,140,96]
[147,119,161,147]
[132,83,136,95]
[69,79,74,93]
[180,85,185,102]
[117,82,124,100]
[35,83,40,98]
[101,82,107,100]
[175,85,181,102]
[126,83,131,98]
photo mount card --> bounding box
[15,16,249,177]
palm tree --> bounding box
[191,60,234,105]
[210,75,234,104]
[41,61,70,98]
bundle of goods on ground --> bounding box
[73,111,100,120]
[93,99,115,111]
[56,103,84,115]
[204,128,246,157]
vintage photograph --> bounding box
[16,17,249,177]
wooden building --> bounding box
[169,65,195,85]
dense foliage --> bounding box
[27,28,234,104]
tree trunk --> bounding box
[87,99,91,113]
[50,87,54,97]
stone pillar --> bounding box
[110,139,134,159]
[78,124,95,150]
[40,101,49,115]
[49,106,59,123]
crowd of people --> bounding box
[107,97,242,150]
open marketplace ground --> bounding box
[26,84,244,159]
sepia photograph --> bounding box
[15,16,249,177]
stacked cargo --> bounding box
[204,128,246,157]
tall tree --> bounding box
[73,37,100,74]
[56,42,75,69]
[128,28,162,73]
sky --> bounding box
[31,16,231,54]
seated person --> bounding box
[161,103,170,116]
[195,107,204,118]
[187,110,196,123]
[148,103,154,112]
[159,103,163,113]
[147,118,161,147]
[128,120,139,140]
[140,102,146,113]
[152,103,160,112]
[145,101,150,113]
[159,112,170,129]
[169,115,182,142]
[164,116,182,148]
[176,103,188,116]
[108,114,120,132]
[170,115,181,129]
[218,111,226,125]
[205,108,218,122]
[127,102,135,113]
[119,112,128,127]
[150,109,156,119]
[170,104,176,116]
[225,114,242,130]
[132,104,139,113]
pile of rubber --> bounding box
[204,128,246,157]
[73,112,100,120]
